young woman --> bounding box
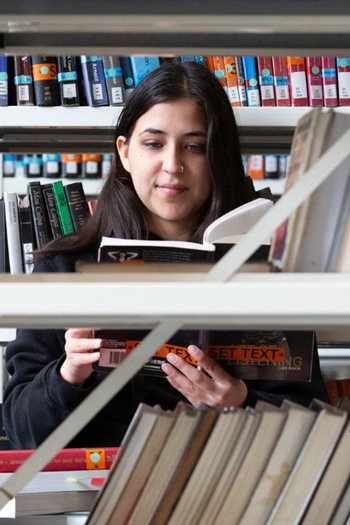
[3,62,329,449]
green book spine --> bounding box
[52,181,74,235]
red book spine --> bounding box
[305,56,323,106]
[287,56,308,106]
[321,56,338,106]
[257,56,276,106]
[0,447,118,473]
[336,57,350,106]
[272,57,291,106]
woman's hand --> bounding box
[60,328,101,387]
[161,345,248,408]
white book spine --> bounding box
[4,192,23,274]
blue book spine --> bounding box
[242,56,261,107]
[0,56,8,106]
[80,56,109,107]
[102,56,125,106]
[120,57,135,96]
[130,56,160,85]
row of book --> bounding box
[86,397,350,525]
[242,153,290,180]
[2,55,350,107]
[2,153,113,180]
[0,180,95,274]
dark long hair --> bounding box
[39,61,248,256]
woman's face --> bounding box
[116,97,212,240]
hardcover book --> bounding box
[102,55,126,106]
[223,56,241,107]
[61,153,83,178]
[16,194,35,274]
[31,55,60,106]
[0,55,8,106]
[41,183,63,239]
[52,180,75,235]
[0,199,9,273]
[120,56,135,98]
[13,56,34,105]
[23,154,43,178]
[286,56,308,106]
[80,55,109,106]
[336,56,350,106]
[305,56,323,107]
[234,56,248,106]
[64,181,91,231]
[257,56,276,106]
[242,56,261,107]
[42,153,61,178]
[272,56,291,106]
[27,181,52,248]
[4,192,23,274]
[82,154,102,178]
[130,56,160,85]
[321,56,338,107]
[57,55,80,106]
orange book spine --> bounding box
[223,56,241,107]
[287,56,308,106]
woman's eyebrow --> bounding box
[139,128,207,137]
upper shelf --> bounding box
[2,0,350,55]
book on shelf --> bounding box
[3,192,23,274]
[102,55,126,106]
[13,56,34,106]
[234,56,248,106]
[269,107,350,272]
[98,197,273,264]
[24,154,43,179]
[210,56,228,92]
[223,55,241,107]
[57,55,80,107]
[80,55,109,107]
[272,56,291,106]
[336,56,350,106]
[120,56,135,98]
[41,183,63,239]
[129,56,160,85]
[321,56,338,107]
[257,56,276,107]
[64,181,91,231]
[61,153,83,179]
[0,469,107,518]
[287,56,308,106]
[0,55,8,106]
[0,447,118,473]
[27,180,52,249]
[42,153,61,179]
[82,154,102,178]
[52,180,75,235]
[241,55,261,107]
[0,199,9,273]
[16,194,35,274]
[31,56,60,106]
[305,56,323,107]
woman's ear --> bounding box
[116,136,130,172]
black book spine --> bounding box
[57,56,80,106]
[64,182,91,231]
[102,55,125,106]
[42,183,63,239]
[16,194,36,274]
[14,56,34,106]
[0,200,9,273]
[27,181,52,248]
[31,56,60,106]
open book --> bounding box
[98,197,272,263]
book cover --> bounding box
[305,56,323,107]
[57,56,80,106]
[0,447,118,473]
[235,56,248,106]
[31,56,60,106]
[27,180,53,248]
[64,181,91,231]
[82,154,102,178]
[52,180,75,235]
[4,192,23,274]
[336,56,350,106]
[120,56,135,98]
[95,328,315,382]
[0,55,8,106]
[14,56,34,105]
[223,56,241,106]
[272,56,291,106]
[257,56,276,106]
[16,194,35,274]
[321,56,338,106]
[42,153,61,178]
[41,183,63,239]
[61,153,82,179]
[130,56,160,85]
[242,56,261,107]
[102,55,126,106]
[286,56,308,106]
[80,55,109,106]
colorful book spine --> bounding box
[64,182,91,231]
[130,56,160,85]
[336,57,350,106]
[264,154,279,179]
[31,56,60,106]
[43,154,61,179]
[286,56,308,106]
[14,56,34,106]
[223,56,241,107]
[57,56,80,107]
[61,154,82,179]
[305,56,323,107]
[16,194,35,274]
[4,192,23,274]
[257,56,276,106]
[41,183,63,239]
[80,55,109,107]
[102,55,125,106]
[24,154,43,178]
[27,181,52,248]
[82,154,102,178]
[0,56,8,106]
[0,447,118,473]
[247,155,264,179]
[3,154,16,177]
[235,56,248,106]
[211,56,228,92]
[242,56,261,106]
[272,57,291,106]
[52,181,75,235]
[120,57,135,98]
[0,199,9,273]
[321,56,338,107]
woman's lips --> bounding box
[156,184,188,196]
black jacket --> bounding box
[3,250,329,449]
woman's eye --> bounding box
[144,141,162,149]
[186,143,207,153]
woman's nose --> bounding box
[162,148,184,175]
